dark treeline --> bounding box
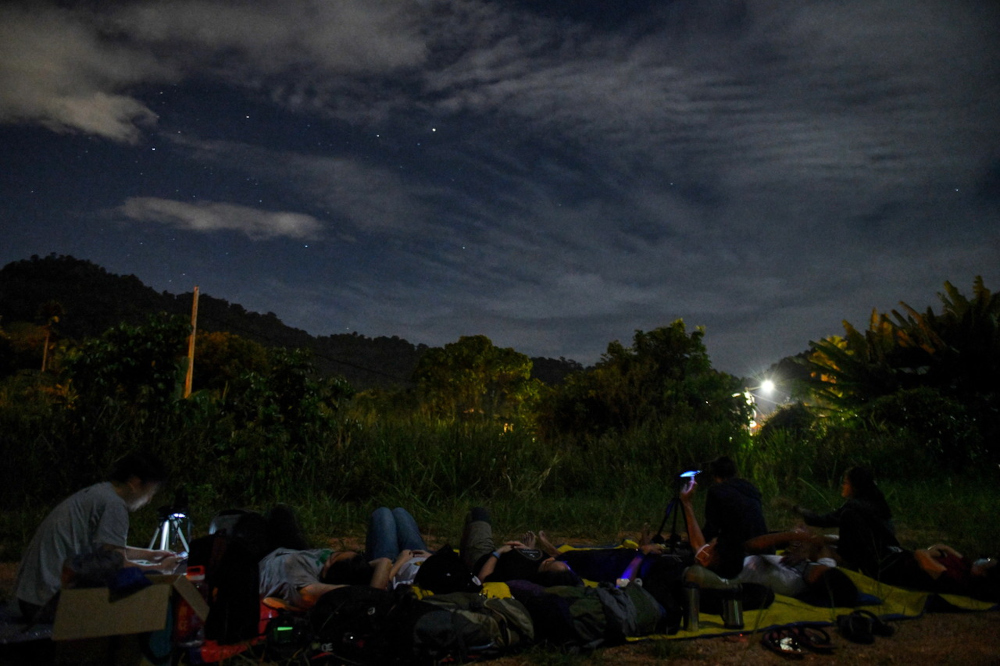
[1,257,998,560]
[0,254,582,389]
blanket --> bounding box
[629,568,998,642]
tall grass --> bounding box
[2,384,998,561]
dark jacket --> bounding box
[703,478,768,578]
[800,499,898,578]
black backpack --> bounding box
[412,545,482,595]
[516,584,607,651]
[187,528,261,644]
[308,585,397,664]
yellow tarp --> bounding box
[631,568,997,642]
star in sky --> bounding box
[0,0,998,376]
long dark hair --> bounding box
[322,553,371,586]
[845,466,891,519]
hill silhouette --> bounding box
[0,254,581,388]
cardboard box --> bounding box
[52,574,209,641]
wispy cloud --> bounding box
[2,0,998,371]
[166,135,435,235]
[0,4,171,142]
[118,198,323,240]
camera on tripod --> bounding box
[650,466,702,550]
[150,488,192,556]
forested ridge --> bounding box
[1,255,997,566]
[0,254,581,389]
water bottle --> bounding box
[720,585,744,630]
[175,565,207,648]
[682,582,700,632]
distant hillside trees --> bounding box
[538,320,751,439]
[192,330,272,393]
[412,335,542,423]
[68,313,191,411]
[0,254,168,340]
[0,254,580,390]
[0,254,422,388]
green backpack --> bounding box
[408,592,534,661]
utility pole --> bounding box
[184,286,199,398]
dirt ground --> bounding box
[3,561,998,665]
[493,611,1000,665]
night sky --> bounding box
[2,0,998,377]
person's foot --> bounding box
[537,530,560,557]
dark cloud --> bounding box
[1,0,998,375]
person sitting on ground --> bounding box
[365,506,433,589]
[14,452,180,623]
[679,477,858,607]
[259,546,391,610]
[460,507,581,587]
[793,466,900,580]
[699,456,770,579]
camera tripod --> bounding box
[651,471,698,554]
[149,488,191,554]
[149,509,191,554]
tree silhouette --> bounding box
[411,335,540,422]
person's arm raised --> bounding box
[679,479,707,552]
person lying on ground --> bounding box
[920,544,999,600]
[535,479,717,587]
[862,542,1000,598]
[258,547,391,611]
[365,506,433,589]
[460,507,581,587]
[14,452,180,623]
[739,529,858,605]
[536,526,689,584]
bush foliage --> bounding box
[1,280,998,559]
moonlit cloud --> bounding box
[0,0,998,374]
[109,0,427,77]
[118,198,323,241]
[0,5,168,142]
[167,135,434,235]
